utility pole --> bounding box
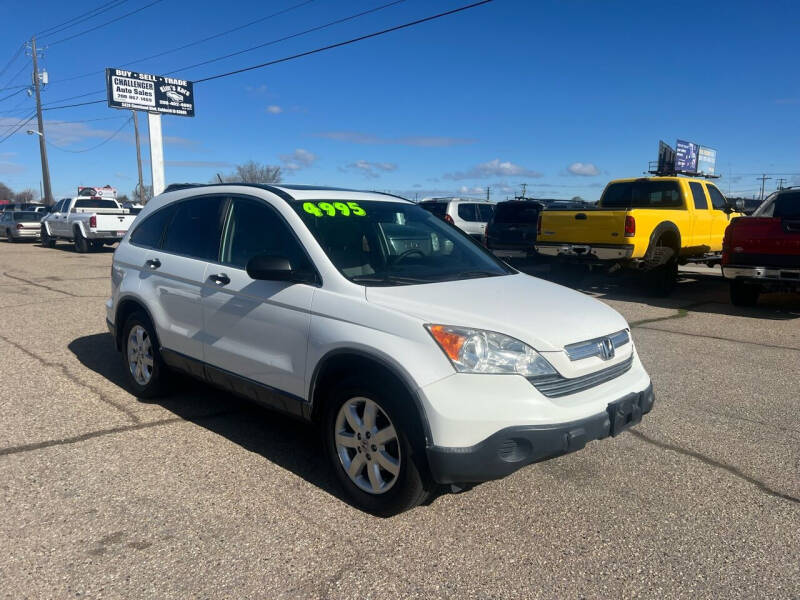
[486,186,490,201]
[131,110,144,204]
[776,177,787,190]
[30,38,53,205]
[520,183,527,199]
[757,174,772,201]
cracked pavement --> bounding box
[0,242,798,599]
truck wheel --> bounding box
[121,311,168,398]
[323,378,432,516]
[730,280,760,307]
[40,226,55,248]
[74,228,89,253]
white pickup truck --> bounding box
[41,196,137,252]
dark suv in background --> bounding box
[484,200,543,261]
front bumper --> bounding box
[426,383,655,484]
[535,242,634,261]
[723,265,800,283]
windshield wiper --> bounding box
[350,274,429,286]
[446,270,502,281]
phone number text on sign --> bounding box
[111,76,155,107]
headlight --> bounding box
[426,324,557,377]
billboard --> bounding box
[106,68,195,117]
[696,146,717,175]
[78,185,117,199]
[657,141,676,175]
[675,139,698,172]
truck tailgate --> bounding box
[93,214,136,233]
[538,210,626,245]
[725,217,800,267]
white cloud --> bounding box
[444,159,542,180]
[317,130,475,147]
[266,105,282,114]
[567,162,600,176]
[341,160,397,179]
[245,84,270,95]
[458,185,485,195]
[280,148,316,172]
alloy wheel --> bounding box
[127,325,154,386]
[334,397,401,495]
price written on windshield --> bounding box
[303,202,367,217]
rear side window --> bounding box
[420,202,447,218]
[494,203,541,223]
[74,199,118,210]
[774,192,800,218]
[476,204,495,221]
[600,181,683,209]
[162,196,227,260]
[220,197,311,271]
[706,185,727,211]
[14,212,41,222]
[457,204,478,221]
[689,182,708,210]
[130,204,177,249]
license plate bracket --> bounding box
[607,395,642,436]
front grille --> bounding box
[529,355,633,398]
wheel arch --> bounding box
[72,221,87,238]
[113,295,160,352]
[308,349,433,447]
[646,221,681,256]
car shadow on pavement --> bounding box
[68,333,359,509]
[527,265,800,320]
[37,242,116,253]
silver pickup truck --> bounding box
[41,197,137,252]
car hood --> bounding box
[365,273,628,352]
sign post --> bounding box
[105,68,195,198]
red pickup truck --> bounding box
[722,188,800,306]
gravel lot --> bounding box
[0,240,798,599]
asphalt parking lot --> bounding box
[0,241,798,599]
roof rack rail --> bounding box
[163,183,207,193]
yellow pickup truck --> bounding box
[535,177,741,295]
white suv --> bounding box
[419,197,495,240]
[106,184,654,515]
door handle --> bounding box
[575,213,587,220]
[208,273,230,286]
[145,258,161,270]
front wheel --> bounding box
[40,225,55,248]
[121,311,168,398]
[730,280,760,307]
[323,380,432,516]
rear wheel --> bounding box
[121,311,168,398]
[323,378,432,516]
[730,280,760,307]
[74,228,89,253]
[643,238,678,296]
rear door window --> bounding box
[457,204,478,222]
[130,204,178,249]
[162,196,227,260]
[689,182,708,210]
[706,185,727,211]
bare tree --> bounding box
[14,188,39,203]
[0,182,13,202]
[132,183,154,204]
[218,161,282,184]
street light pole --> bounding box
[30,37,53,205]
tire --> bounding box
[74,228,89,253]
[323,377,432,516]
[730,280,760,307]
[643,238,678,297]
[5,229,14,243]
[40,225,55,248]
[121,311,169,398]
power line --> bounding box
[0,93,31,115]
[46,0,167,46]
[195,0,494,83]
[39,0,494,112]
[36,1,130,40]
[0,43,25,81]
[46,116,131,152]
[0,87,27,104]
[0,62,31,94]
[0,113,36,144]
[49,0,317,85]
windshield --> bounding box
[493,202,542,223]
[13,212,41,222]
[292,200,513,286]
[600,181,683,209]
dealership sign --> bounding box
[105,68,195,117]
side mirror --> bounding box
[245,253,315,284]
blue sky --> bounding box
[0,0,798,201]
